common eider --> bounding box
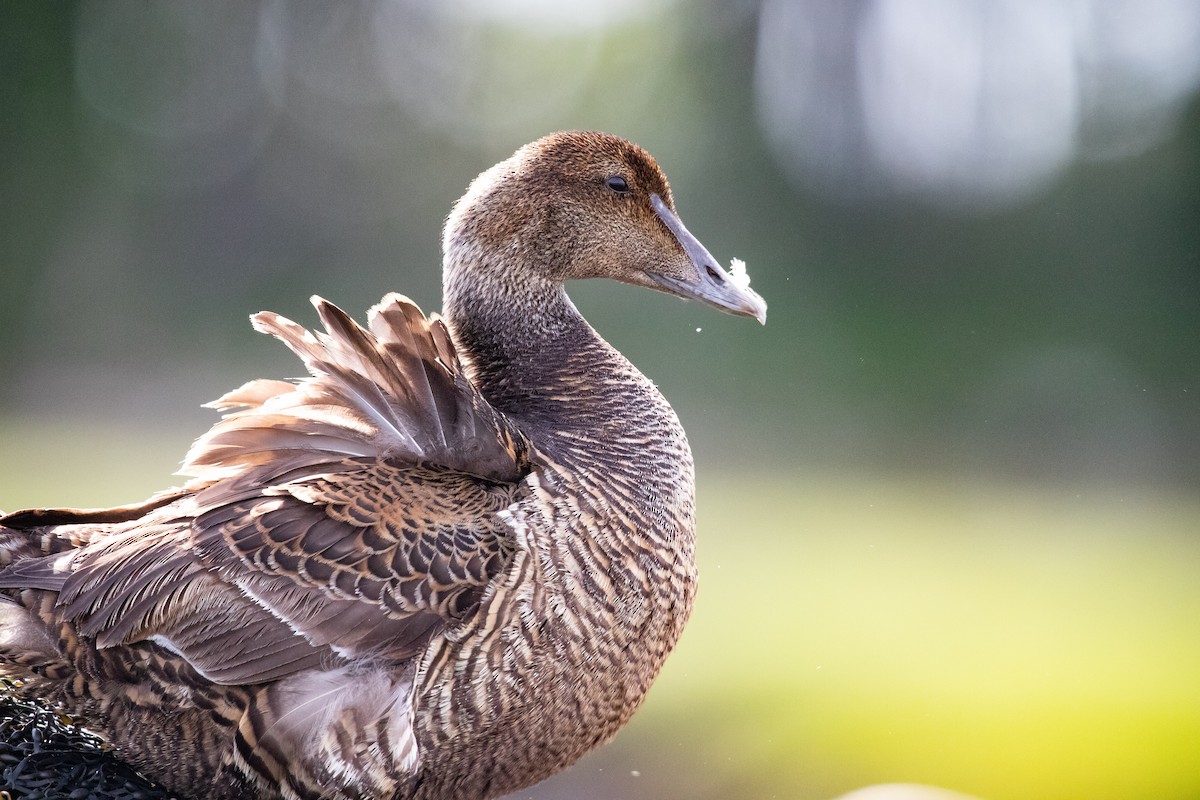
[0,131,766,800]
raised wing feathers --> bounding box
[184,293,531,485]
[0,294,533,688]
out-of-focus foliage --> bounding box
[2,0,1197,486]
[2,2,1198,799]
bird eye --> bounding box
[605,176,630,194]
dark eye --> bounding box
[605,175,630,194]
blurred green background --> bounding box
[2,2,1198,799]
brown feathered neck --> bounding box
[442,256,627,427]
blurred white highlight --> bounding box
[755,0,1200,210]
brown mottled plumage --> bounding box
[0,131,766,800]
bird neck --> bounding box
[442,260,629,423]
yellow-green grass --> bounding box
[3,417,1198,799]
[627,472,1200,799]
[1,418,192,511]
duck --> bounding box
[0,131,766,800]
